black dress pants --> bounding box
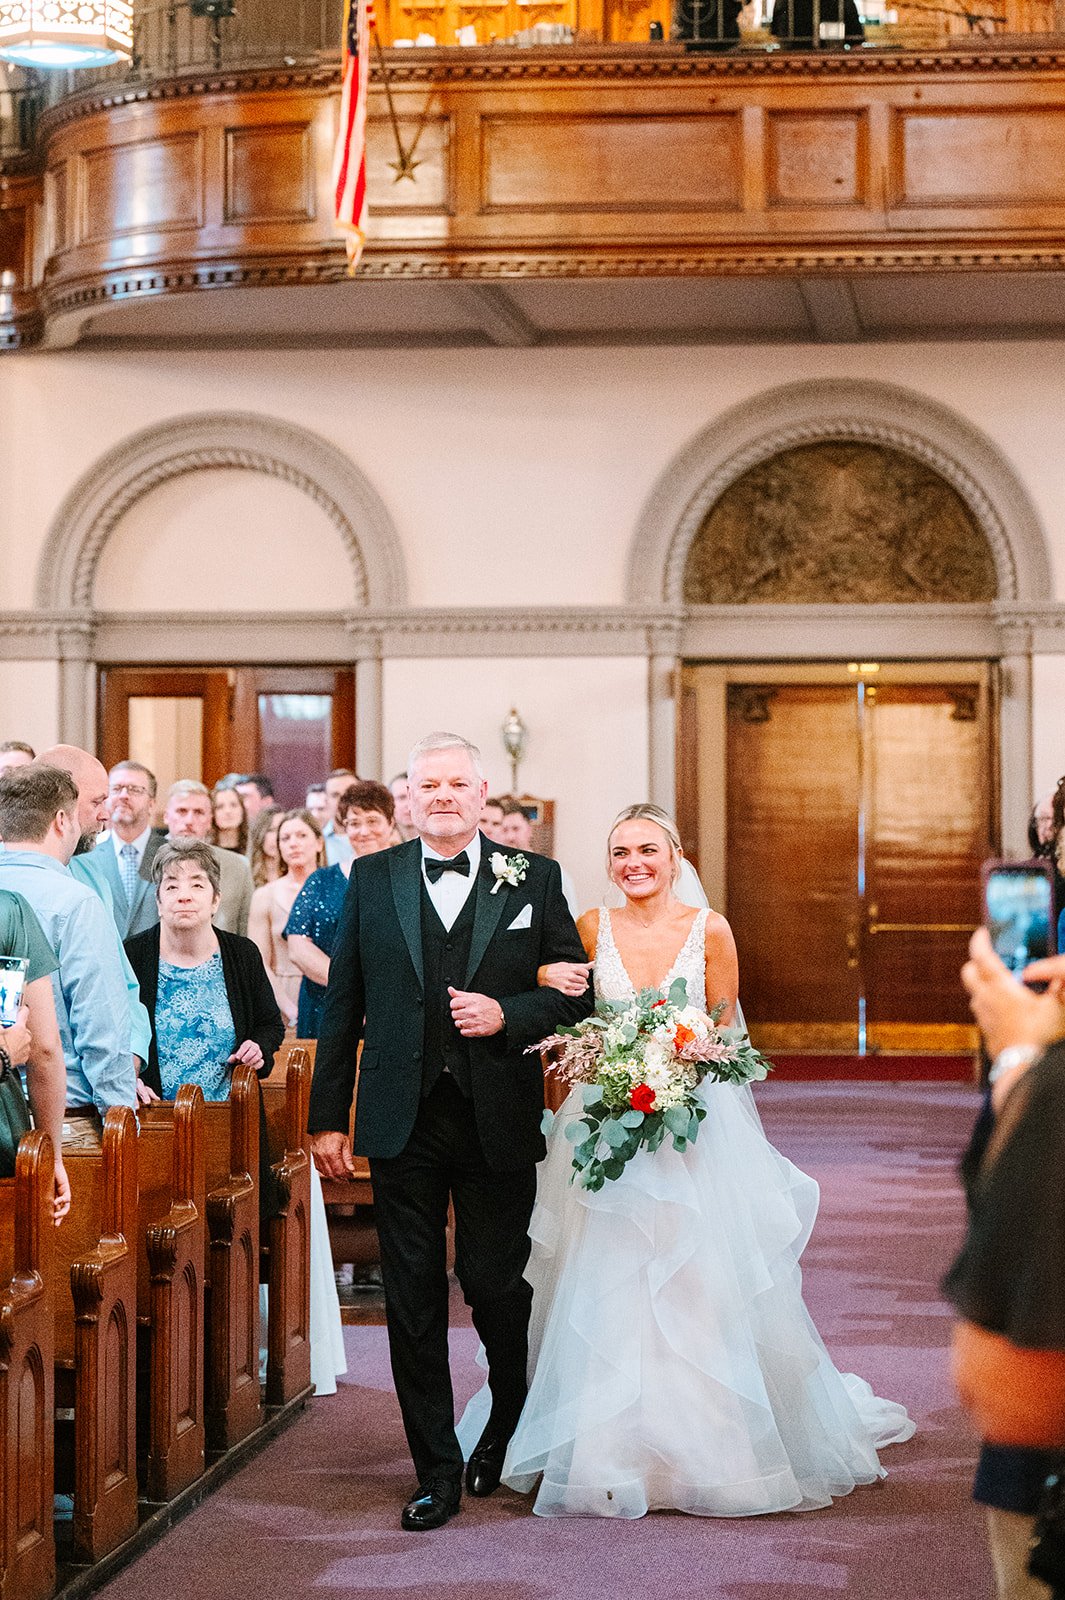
[369,1074,537,1487]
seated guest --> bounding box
[164,780,254,936]
[285,781,393,1038]
[498,798,580,919]
[0,763,137,1141]
[210,782,248,854]
[86,760,166,940]
[248,805,283,888]
[124,839,284,1103]
[0,739,35,774]
[0,886,70,1219]
[770,0,863,41]
[305,784,328,829]
[248,809,325,1028]
[235,773,274,822]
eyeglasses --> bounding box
[110,783,149,797]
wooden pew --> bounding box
[55,1106,139,1563]
[137,1085,206,1503]
[201,1063,261,1453]
[0,1130,56,1600]
[260,1047,311,1407]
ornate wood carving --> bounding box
[684,441,999,604]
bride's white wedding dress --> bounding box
[457,907,914,1518]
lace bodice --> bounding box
[594,906,708,1009]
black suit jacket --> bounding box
[124,924,285,1097]
[309,833,593,1171]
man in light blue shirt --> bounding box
[40,745,153,1076]
[0,763,137,1118]
[323,768,356,867]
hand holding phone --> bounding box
[981,861,1056,981]
[0,957,28,1029]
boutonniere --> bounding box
[489,851,529,895]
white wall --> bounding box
[94,469,358,611]
[3,337,1064,818]
[1033,655,1065,801]
[0,662,60,752]
[383,656,649,911]
[5,339,1065,608]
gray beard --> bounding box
[73,831,99,857]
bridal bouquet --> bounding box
[532,978,771,1191]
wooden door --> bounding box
[706,663,995,1058]
[98,667,356,817]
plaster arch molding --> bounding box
[36,412,408,611]
[627,379,1052,606]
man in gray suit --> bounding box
[90,760,166,940]
[163,780,253,936]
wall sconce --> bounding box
[501,707,528,793]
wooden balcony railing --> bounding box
[8,37,1065,348]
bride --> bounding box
[458,803,914,1518]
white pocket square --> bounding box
[507,904,533,931]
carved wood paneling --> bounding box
[77,131,204,243]
[765,109,868,206]
[224,122,316,223]
[480,110,743,211]
[15,47,1065,344]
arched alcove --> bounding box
[628,379,1051,607]
[35,411,408,611]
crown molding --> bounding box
[0,601,1062,663]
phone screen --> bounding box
[984,867,1054,976]
[0,957,28,1027]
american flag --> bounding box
[333,0,372,270]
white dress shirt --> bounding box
[421,830,481,931]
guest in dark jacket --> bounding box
[124,837,284,1103]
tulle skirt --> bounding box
[457,1080,914,1518]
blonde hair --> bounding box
[607,803,683,885]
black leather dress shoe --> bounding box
[465,1433,509,1497]
[400,1480,461,1531]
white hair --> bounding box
[407,732,484,781]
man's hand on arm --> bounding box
[448,987,506,1038]
[311,1129,356,1180]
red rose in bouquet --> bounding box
[629,1083,656,1114]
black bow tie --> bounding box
[424,852,471,883]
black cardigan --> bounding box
[124,924,285,1097]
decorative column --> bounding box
[996,616,1034,858]
[349,620,384,779]
[56,615,97,749]
[646,620,682,815]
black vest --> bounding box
[420,878,477,1097]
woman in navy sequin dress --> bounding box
[285,780,396,1036]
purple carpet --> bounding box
[98,1083,989,1600]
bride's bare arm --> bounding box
[538,910,599,994]
[704,911,739,1023]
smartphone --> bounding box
[982,861,1056,978]
[0,957,28,1027]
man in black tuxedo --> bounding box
[309,732,592,1530]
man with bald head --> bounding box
[38,746,153,1089]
